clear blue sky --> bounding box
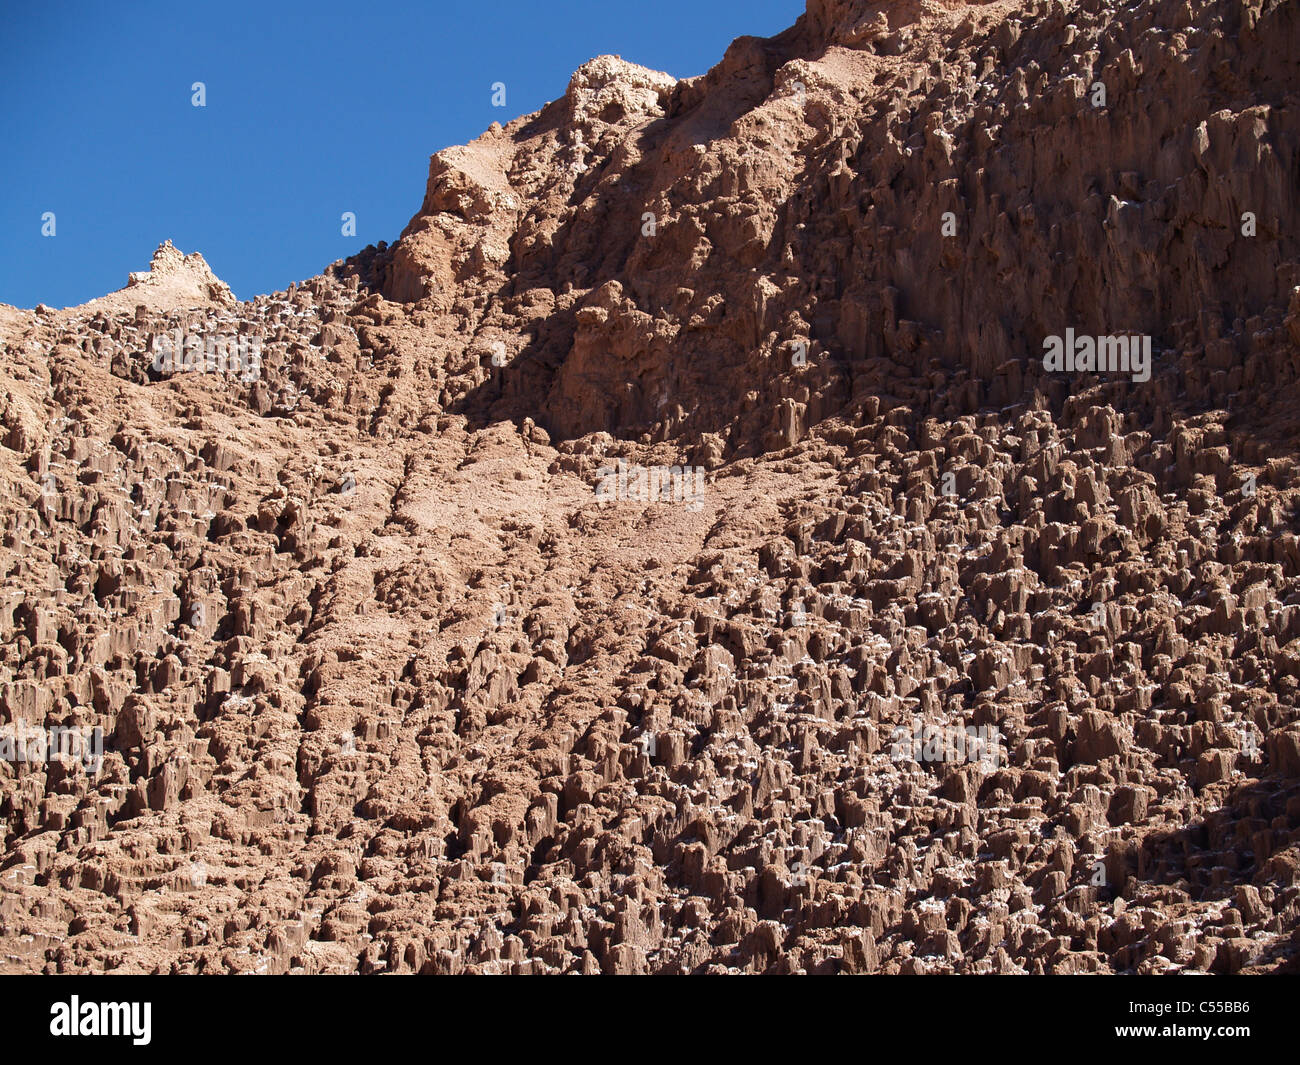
[0,0,803,309]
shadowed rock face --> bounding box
[2,0,1300,975]
[373,0,1300,455]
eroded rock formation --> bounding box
[2,0,1299,974]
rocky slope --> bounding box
[2,0,1300,974]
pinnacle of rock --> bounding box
[565,54,677,121]
[122,240,236,307]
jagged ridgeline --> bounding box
[1,0,1299,975]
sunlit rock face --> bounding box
[2,0,1300,975]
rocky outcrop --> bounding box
[2,0,1300,975]
[73,240,238,316]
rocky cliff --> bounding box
[2,0,1299,974]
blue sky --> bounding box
[0,0,804,309]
